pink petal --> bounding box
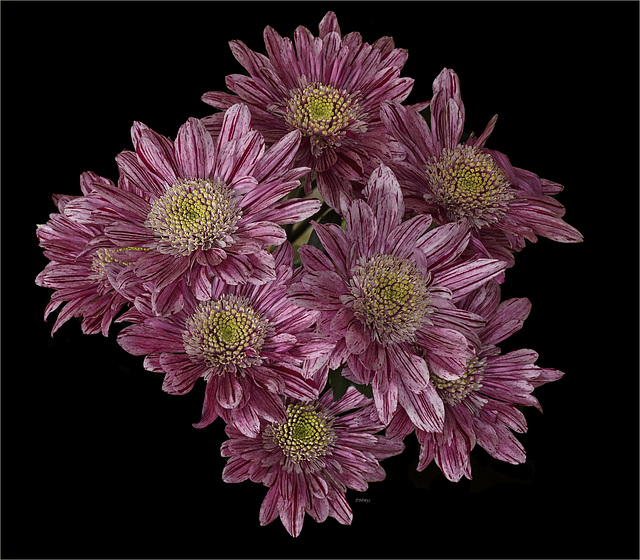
[397,381,445,433]
[432,257,506,300]
[222,456,252,483]
[216,374,244,409]
[135,126,179,186]
[215,104,252,164]
[482,297,531,345]
[418,220,471,271]
[387,345,430,393]
[363,164,404,243]
[259,485,282,527]
[372,374,398,426]
[430,68,465,150]
[174,117,214,179]
[345,199,376,257]
[117,323,183,356]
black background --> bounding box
[2,1,638,558]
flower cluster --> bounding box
[36,12,581,536]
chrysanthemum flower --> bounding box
[288,164,507,433]
[201,11,415,212]
[117,243,330,437]
[387,281,565,481]
[36,172,137,336]
[65,105,320,316]
[220,386,404,536]
[381,67,583,269]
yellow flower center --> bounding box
[426,144,514,227]
[431,357,486,406]
[183,295,270,372]
[145,179,242,256]
[284,82,361,154]
[349,254,431,345]
[268,403,336,463]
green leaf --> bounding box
[352,381,373,399]
[328,366,373,401]
[328,366,349,400]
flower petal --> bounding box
[174,117,215,179]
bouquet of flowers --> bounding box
[36,12,582,537]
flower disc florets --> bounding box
[266,403,336,464]
[425,144,514,227]
[285,82,361,154]
[183,294,270,372]
[431,356,486,406]
[145,178,242,256]
[349,253,431,345]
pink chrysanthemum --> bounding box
[220,386,404,536]
[36,172,136,336]
[117,243,331,437]
[382,67,583,269]
[387,281,565,481]
[288,164,507,433]
[201,11,416,212]
[65,105,320,316]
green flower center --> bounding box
[425,144,514,227]
[268,403,336,464]
[284,82,361,153]
[183,294,270,372]
[145,178,242,256]
[431,357,486,406]
[349,254,431,345]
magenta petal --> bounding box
[135,127,179,186]
[318,10,340,36]
[115,150,165,198]
[214,253,253,284]
[222,456,253,483]
[345,320,370,355]
[228,403,261,437]
[268,364,318,401]
[297,245,334,274]
[418,220,470,271]
[237,221,286,248]
[193,381,220,429]
[397,381,445,433]
[386,407,415,440]
[363,164,404,243]
[387,345,430,393]
[160,353,203,395]
[482,297,532,345]
[387,214,433,260]
[229,130,266,181]
[174,117,215,179]
[432,257,506,300]
[117,323,183,355]
[345,199,377,256]
[328,488,353,526]
[259,486,282,527]
[510,202,584,243]
[430,68,465,150]
[255,198,321,225]
[312,222,349,273]
[219,103,253,143]
[301,269,346,302]
[372,374,398,426]
[249,384,287,424]
[217,374,244,409]
[253,130,302,183]
[246,251,277,284]
[279,478,306,537]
